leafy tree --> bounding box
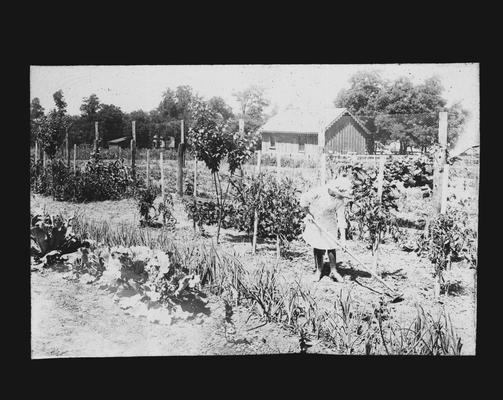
[156,85,200,146]
[125,110,151,148]
[188,99,256,242]
[79,94,101,143]
[335,72,463,154]
[233,85,271,132]
[208,96,234,121]
[30,97,45,145]
[39,90,69,158]
[97,104,125,143]
[447,102,470,148]
[334,71,389,152]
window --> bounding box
[298,135,305,152]
[270,135,276,149]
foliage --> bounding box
[188,99,257,241]
[346,164,400,252]
[384,155,433,188]
[232,174,306,247]
[416,209,478,280]
[184,200,238,230]
[335,71,469,153]
[30,212,81,258]
[30,97,45,145]
[232,85,271,131]
[30,157,137,202]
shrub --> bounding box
[347,164,401,251]
[416,209,478,298]
[232,173,305,250]
[30,157,139,202]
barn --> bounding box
[259,108,372,155]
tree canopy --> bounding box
[334,71,467,154]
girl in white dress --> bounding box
[300,165,353,282]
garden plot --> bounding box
[31,186,477,355]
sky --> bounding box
[30,63,479,148]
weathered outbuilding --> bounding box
[259,108,372,154]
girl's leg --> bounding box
[327,249,344,282]
[313,248,325,281]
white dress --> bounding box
[300,179,347,250]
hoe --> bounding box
[308,214,404,303]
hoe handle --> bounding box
[307,213,396,294]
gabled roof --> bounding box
[260,107,370,135]
[108,137,129,144]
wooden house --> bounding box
[259,108,372,155]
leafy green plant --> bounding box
[416,209,477,299]
[231,173,306,255]
[347,164,400,256]
[188,99,258,242]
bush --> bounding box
[347,164,400,249]
[184,200,238,229]
[30,157,139,202]
[232,174,306,246]
[417,209,478,271]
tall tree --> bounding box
[125,110,151,148]
[97,104,125,143]
[39,90,69,158]
[232,85,271,132]
[79,94,101,143]
[30,97,45,145]
[208,96,234,121]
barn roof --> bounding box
[260,107,370,135]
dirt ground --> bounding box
[30,191,477,356]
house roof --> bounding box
[260,108,370,135]
[108,137,129,144]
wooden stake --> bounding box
[320,153,327,184]
[43,150,46,168]
[180,120,185,167]
[433,112,448,213]
[73,144,77,174]
[160,151,165,200]
[131,121,136,181]
[193,156,198,198]
[276,151,281,182]
[66,129,70,167]
[94,121,99,154]
[252,150,262,254]
[440,164,450,213]
[376,156,385,201]
[177,143,184,196]
[146,149,150,188]
[34,141,38,164]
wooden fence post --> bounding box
[73,144,77,174]
[66,129,70,167]
[146,149,150,188]
[320,153,327,184]
[433,112,448,214]
[276,151,281,182]
[177,143,184,196]
[131,121,136,181]
[374,155,386,272]
[376,156,385,200]
[252,150,262,254]
[440,164,450,213]
[160,151,165,200]
[94,122,99,155]
[193,156,198,198]
[180,119,185,167]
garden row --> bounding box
[30,210,464,355]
